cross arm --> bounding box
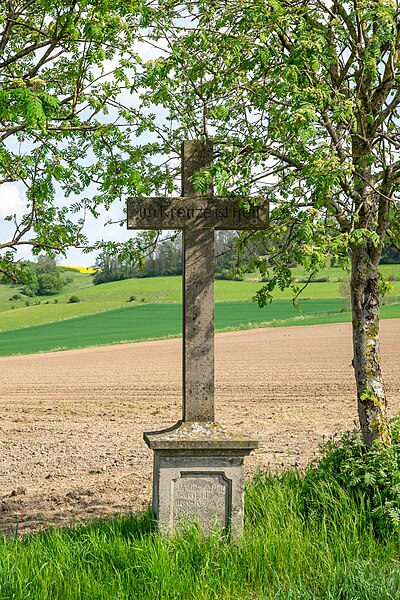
[127,197,269,231]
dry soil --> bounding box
[1,320,400,535]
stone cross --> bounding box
[127,140,269,423]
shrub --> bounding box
[297,276,329,283]
[215,269,244,281]
[21,286,35,297]
[9,294,21,301]
[25,301,30,307]
[301,417,400,536]
[128,295,136,302]
[68,295,81,303]
[37,271,64,295]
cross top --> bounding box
[127,140,269,423]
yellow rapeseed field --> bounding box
[63,266,98,273]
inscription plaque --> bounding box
[172,472,231,530]
[127,197,269,230]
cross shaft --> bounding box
[127,140,268,422]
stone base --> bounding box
[144,421,258,537]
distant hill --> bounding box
[0,265,399,351]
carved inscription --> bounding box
[138,204,259,222]
[172,472,231,531]
[127,197,269,230]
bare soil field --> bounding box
[1,320,400,536]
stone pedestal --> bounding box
[144,421,258,537]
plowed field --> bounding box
[1,320,400,535]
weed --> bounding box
[301,416,400,536]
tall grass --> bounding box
[0,467,399,599]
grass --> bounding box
[2,298,400,357]
[2,264,400,332]
[1,264,400,355]
[0,299,348,356]
[0,469,399,599]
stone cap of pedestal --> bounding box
[143,421,258,455]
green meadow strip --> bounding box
[0,471,399,599]
[0,299,346,356]
[0,299,400,357]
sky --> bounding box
[0,180,137,268]
[0,41,165,268]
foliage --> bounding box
[131,0,400,284]
[19,256,68,296]
[215,269,244,281]
[215,231,238,273]
[0,0,153,281]
[140,236,182,277]
[129,0,400,444]
[68,295,81,304]
[302,417,400,536]
[93,231,245,283]
[92,250,137,285]
[380,242,400,265]
[36,271,64,295]
[93,235,183,283]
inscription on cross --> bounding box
[127,140,269,423]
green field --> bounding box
[1,298,400,357]
[0,299,347,356]
[1,264,400,356]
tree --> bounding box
[92,234,182,282]
[380,241,400,264]
[141,235,182,276]
[35,255,60,275]
[18,255,67,295]
[34,256,64,294]
[215,231,237,273]
[0,0,152,281]
[36,270,63,295]
[92,247,137,284]
[130,0,400,446]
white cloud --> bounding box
[0,183,26,219]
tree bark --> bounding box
[350,242,391,447]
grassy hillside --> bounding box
[1,297,400,357]
[2,264,400,333]
[0,264,399,356]
[0,299,348,356]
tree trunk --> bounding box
[350,243,391,447]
